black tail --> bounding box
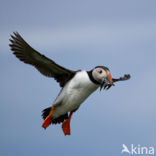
[41,107,68,124]
[42,107,51,120]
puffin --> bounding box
[9,32,130,135]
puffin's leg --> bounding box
[62,112,73,135]
[42,106,55,129]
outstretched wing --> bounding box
[104,74,131,90]
[9,32,76,87]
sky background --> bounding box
[0,0,156,156]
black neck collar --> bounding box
[87,70,100,85]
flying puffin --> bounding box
[9,32,130,135]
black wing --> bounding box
[104,74,131,90]
[9,32,76,87]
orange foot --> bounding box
[62,112,73,135]
[42,106,55,129]
[62,119,71,135]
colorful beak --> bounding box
[107,71,113,84]
[100,71,114,91]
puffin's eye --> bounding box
[99,70,102,74]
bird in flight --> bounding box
[9,32,130,135]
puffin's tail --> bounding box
[42,107,51,120]
[42,106,55,129]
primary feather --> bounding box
[9,32,76,87]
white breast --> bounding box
[52,70,99,119]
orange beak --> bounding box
[107,71,113,84]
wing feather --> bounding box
[9,32,76,87]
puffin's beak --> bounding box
[100,71,114,90]
[107,71,113,85]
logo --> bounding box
[121,144,155,155]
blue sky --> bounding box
[0,0,156,156]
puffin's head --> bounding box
[92,66,114,90]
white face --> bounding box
[92,67,108,83]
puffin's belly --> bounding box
[52,87,94,118]
[52,70,99,119]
